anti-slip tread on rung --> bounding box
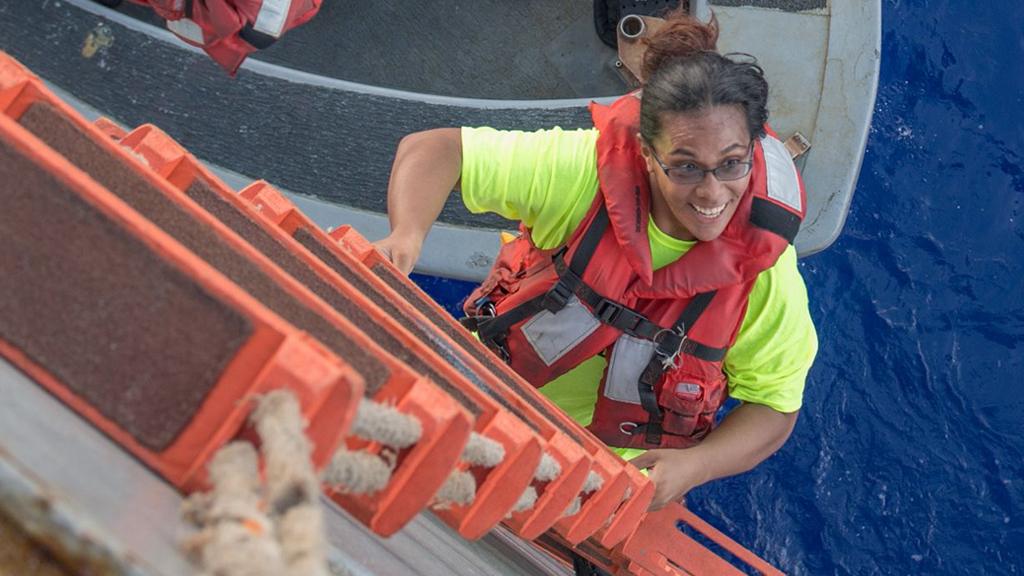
[14,101,389,395]
[186,177,423,396]
[0,62,471,537]
[0,132,249,451]
[115,128,545,540]
[0,113,363,490]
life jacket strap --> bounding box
[621,422,697,444]
[465,203,612,353]
[636,290,719,445]
[467,201,729,374]
[539,200,612,313]
[238,24,279,49]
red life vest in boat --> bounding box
[130,0,321,74]
[463,92,807,449]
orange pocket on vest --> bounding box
[658,379,717,438]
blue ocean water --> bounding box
[413,2,1024,573]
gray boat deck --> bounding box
[0,0,878,280]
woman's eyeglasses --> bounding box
[647,142,754,185]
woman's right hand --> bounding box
[372,232,423,276]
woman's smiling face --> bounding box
[641,105,753,242]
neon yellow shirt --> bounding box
[460,126,817,438]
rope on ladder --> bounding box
[430,432,506,509]
[182,443,286,576]
[510,451,563,514]
[321,398,421,495]
[252,391,329,576]
[182,390,331,576]
[562,471,605,519]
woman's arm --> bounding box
[630,402,798,510]
[374,128,462,275]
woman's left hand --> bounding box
[629,448,709,511]
[627,404,800,511]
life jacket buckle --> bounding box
[541,280,573,313]
[594,298,647,333]
[595,298,622,325]
[472,296,496,317]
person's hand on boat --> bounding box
[373,232,423,276]
[378,128,463,276]
[629,448,709,510]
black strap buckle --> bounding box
[459,296,497,332]
[462,312,511,364]
[541,280,574,313]
[489,333,511,363]
[473,296,496,317]
[593,298,646,333]
[594,298,621,324]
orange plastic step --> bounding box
[330,225,655,543]
[236,180,603,538]
[109,123,550,540]
[91,116,126,141]
[590,458,656,549]
[612,503,785,576]
[552,447,632,545]
[0,52,471,537]
[0,112,363,491]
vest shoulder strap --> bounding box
[636,290,722,445]
[751,134,806,243]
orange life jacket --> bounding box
[131,0,321,74]
[463,93,806,449]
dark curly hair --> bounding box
[639,8,769,142]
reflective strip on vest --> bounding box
[761,135,803,212]
[520,295,602,366]
[166,17,205,44]
[604,334,655,404]
[254,0,294,38]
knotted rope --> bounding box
[430,432,506,509]
[562,471,605,518]
[183,442,286,576]
[511,452,564,514]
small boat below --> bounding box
[0,0,878,282]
